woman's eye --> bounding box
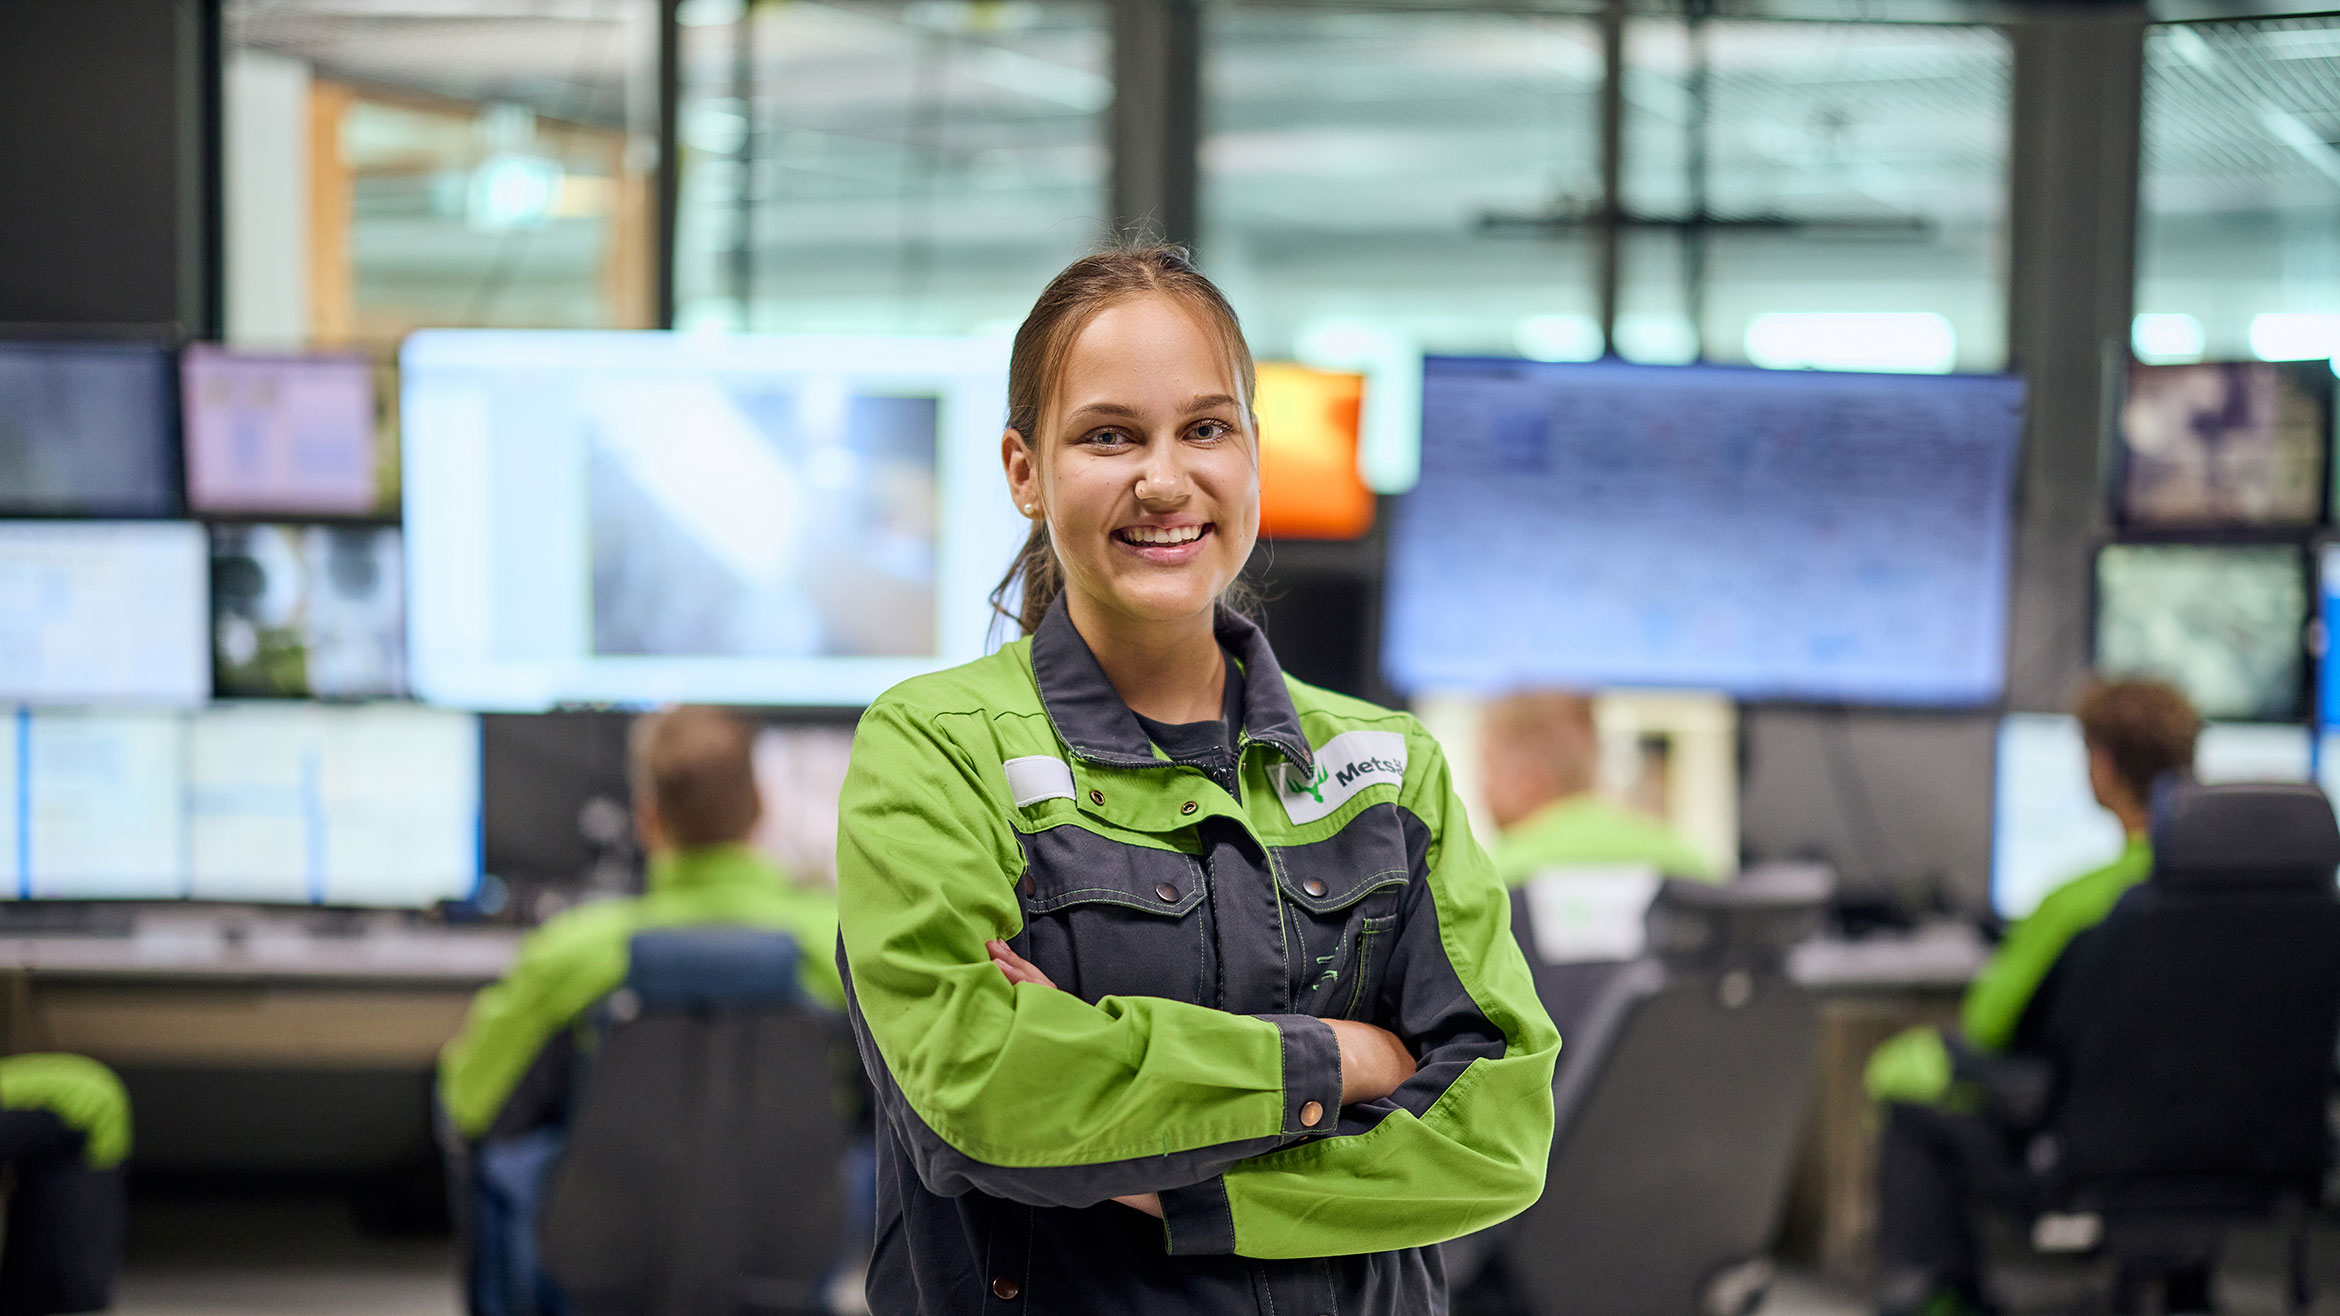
[1080,429,1132,448]
[1191,420,1232,442]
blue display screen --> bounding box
[1384,358,2028,705]
[2320,543,2340,731]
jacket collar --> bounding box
[645,843,784,896]
[1028,593,1313,774]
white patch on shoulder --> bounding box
[1278,730,1408,825]
[1002,756,1076,808]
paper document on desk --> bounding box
[1523,866,1662,964]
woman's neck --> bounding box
[1064,589,1227,725]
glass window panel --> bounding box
[1202,7,1605,362]
[2137,18,2340,366]
[1620,20,2011,371]
[674,0,1109,334]
[224,0,662,346]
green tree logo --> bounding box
[1289,765,1329,804]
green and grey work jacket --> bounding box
[836,598,1560,1316]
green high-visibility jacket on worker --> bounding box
[438,844,843,1138]
[1866,836,2152,1104]
[836,598,1560,1316]
[1492,794,1721,887]
[0,1052,131,1171]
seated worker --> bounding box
[0,1052,131,1316]
[1864,679,2199,1316]
[439,705,847,1314]
[1480,690,1718,885]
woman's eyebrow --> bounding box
[1061,393,1242,425]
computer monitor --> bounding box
[0,709,189,900]
[0,522,210,705]
[2094,542,2307,722]
[2117,361,2330,529]
[400,331,1021,710]
[1992,713,2313,917]
[750,723,856,888]
[1385,358,2026,704]
[211,524,406,699]
[1256,363,1373,540]
[0,340,178,517]
[2318,542,2340,733]
[181,345,384,516]
[186,703,481,907]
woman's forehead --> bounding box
[1052,295,1246,414]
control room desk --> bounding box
[0,925,521,1068]
[1779,927,1988,1278]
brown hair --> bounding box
[989,243,1260,636]
[1482,691,1602,797]
[628,705,762,849]
[2074,678,2201,805]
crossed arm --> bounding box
[984,938,1421,1217]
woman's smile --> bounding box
[1113,518,1216,564]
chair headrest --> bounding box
[1644,864,1834,969]
[2151,781,2340,890]
[624,928,803,1009]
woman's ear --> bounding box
[1002,427,1042,519]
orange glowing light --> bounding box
[1254,363,1372,540]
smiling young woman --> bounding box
[833,245,1559,1316]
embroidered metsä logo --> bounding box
[1280,730,1407,825]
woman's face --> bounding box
[1004,293,1259,629]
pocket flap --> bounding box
[1271,801,1414,914]
[1016,825,1205,918]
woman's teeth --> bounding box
[1121,525,1206,546]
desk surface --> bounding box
[0,926,520,986]
[1787,922,1989,993]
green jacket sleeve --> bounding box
[438,909,632,1137]
[1162,732,1561,1259]
[0,1053,131,1169]
[1961,845,2147,1052]
[836,702,1346,1204]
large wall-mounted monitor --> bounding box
[0,340,178,516]
[181,345,385,517]
[2117,361,2330,529]
[186,704,481,908]
[0,522,209,705]
[1992,713,2313,918]
[2094,542,2306,722]
[211,523,406,699]
[1384,358,2027,705]
[400,331,1021,710]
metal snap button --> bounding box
[1181,800,1198,816]
[1088,789,1104,806]
[1302,879,1327,898]
[1299,1100,1324,1128]
[1154,882,1180,903]
[992,1276,1021,1300]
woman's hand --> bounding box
[987,939,1057,989]
[1325,1019,1418,1105]
[989,940,1417,1104]
[1113,1193,1164,1218]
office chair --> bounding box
[535,928,852,1316]
[1987,781,2340,1314]
[1494,872,1829,1316]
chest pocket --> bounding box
[1013,824,1209,1008]
[1271,801,1415,1022]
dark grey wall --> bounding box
[0,0,218,332]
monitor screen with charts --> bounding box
[0,522,210,705]
[1992,713,2314,918]
[401,331,1022,709]
[2094,543,2307,722]
[211,523,406,699]
[1385,358,2027,705]
[0,340,178,517]
[0,705,480,907]
[181,345,384,516]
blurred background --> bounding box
[0,0,2337,1313]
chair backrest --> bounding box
[2036,782,2340,1213]
[537,927,850,1316]
[1505,879,1826,1316]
